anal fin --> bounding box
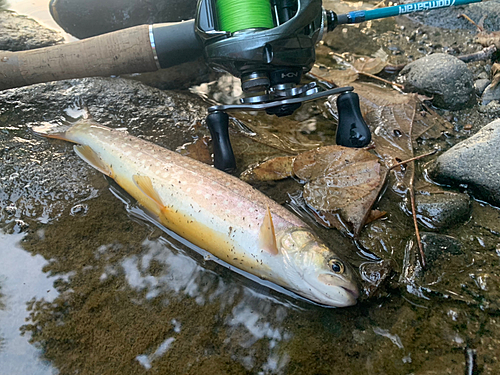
[74,145,113,177]
[259,206,279,255]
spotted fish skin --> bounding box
[34,119,359,307]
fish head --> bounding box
[280,228,359,307]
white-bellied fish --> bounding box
[33,119,359,307]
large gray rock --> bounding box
[400,53,475,110]
[0,11,63,51]
[429,118,500,206]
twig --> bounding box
[407,107,426,269]
[456,45,498,63]
[389,150,437,171]
[383,45,498,74]
[358,71,405,89]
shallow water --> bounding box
[1,1,500,374]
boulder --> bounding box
[400,53,475,110]
[429,119,500,206]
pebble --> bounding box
[474,79,491,96]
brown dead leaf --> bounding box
[239,145,387,236]
[294,146,387,236]
[240,156,295,182]
[310,65,359,86]
[177,136,212,165]
[491,63,500,88]
[352,57,387,75]
[340,83,451,179]
[232,112,322,154]
[476,31,500,49]
[365,210,387,225]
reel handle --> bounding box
[336,92,371,148]
[206,111,236,173]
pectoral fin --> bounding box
[133,175,170,218]
[259,206,279,255]
[74,145,114,177]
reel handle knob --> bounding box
[207,111,236,173]
[336,92,371,148]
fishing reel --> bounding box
[194,0,371,172]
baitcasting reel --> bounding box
[1,0,482,173]
[195,0,371,172]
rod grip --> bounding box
[0,24,159,90]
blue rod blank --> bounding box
[337,0,482,24]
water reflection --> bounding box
[0,231,58,375]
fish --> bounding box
[33,119,360,307]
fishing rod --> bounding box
[0,0,483,172]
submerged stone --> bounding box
[420,232,463,267]
[414,191,471,229]
[400,53,475,110]
[428,119,500,206]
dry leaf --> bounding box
[294,146,386,236]
[476,31,500,49]
[232,112,321,154]
[310,65,359,86]
[177,136,212,165]
[240,156,294,182]
[491,63,500,88]
[353,57,387,75]
[240,145,387,236]
[338,83,450,175]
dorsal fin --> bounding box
[259,206,279,255]
[74,145,113,177]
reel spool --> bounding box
[216,0,275,32]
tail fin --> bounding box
[32,107,90,140]
[31,121,72,140]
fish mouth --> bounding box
[341,285,360,300]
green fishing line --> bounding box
[217,0,274,33]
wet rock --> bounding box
[474,78,490,96]
[429,119,500,206]
[400,53,475,110]
[359,260,394,298]
[414,191,471,229]
[420,232,463,267]
[123,58,215,91]
[0,11,64,51]
[0,77,209,225]
[405,0,500,32]
[0,77,209,149]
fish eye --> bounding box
[329,259,345,274]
